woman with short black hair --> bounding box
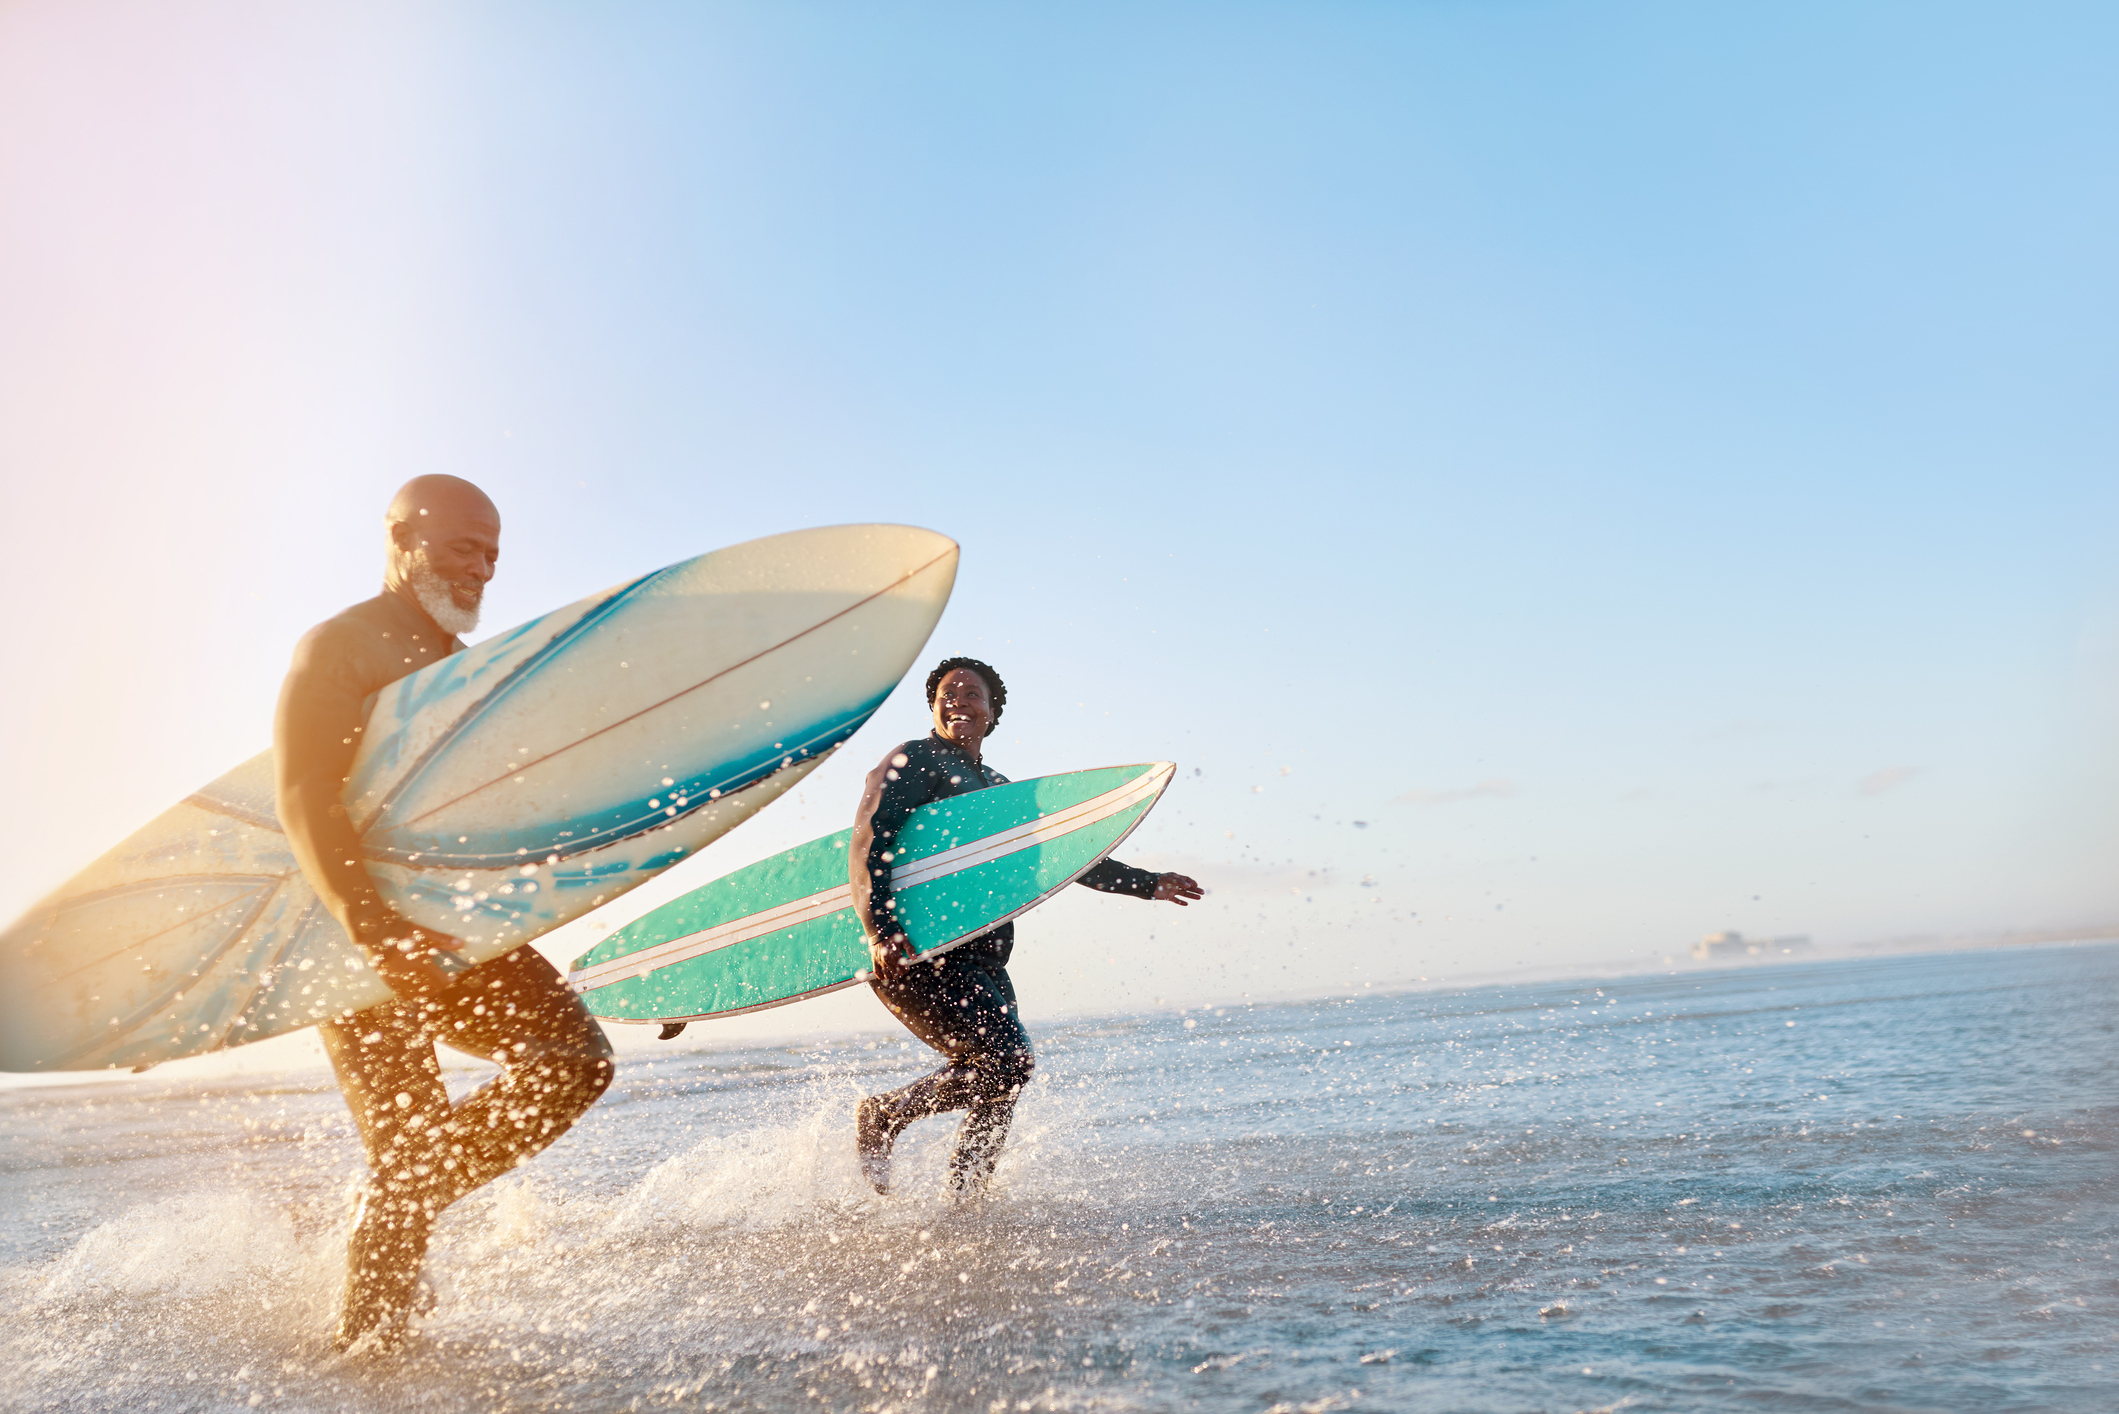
[849,657,1201,1196]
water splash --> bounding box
[39,1191,303,1302]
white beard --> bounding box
[409,554,482,638]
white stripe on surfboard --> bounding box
[567,765,1169,994]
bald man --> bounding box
[275,477,613,1353]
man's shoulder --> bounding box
[288,591,457,683]
[298,592,397,645]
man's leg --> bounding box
[419,943,615,1205]
[318,945,612,1349]
[861,949,1034,1194]
[318,999,453,1350]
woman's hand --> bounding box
[1153,873,1204,906]
[867,931,918,979]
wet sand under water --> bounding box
[3,943,2115,1412]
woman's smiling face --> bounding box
[931,668,995,753]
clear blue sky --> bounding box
[3,1,2113,1028]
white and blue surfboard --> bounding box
[0,524,959,1072]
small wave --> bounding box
[37,1191,301,1302]
[612,1092,880,1234]
[461,1173,563,1257]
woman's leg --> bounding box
[861,947,1035,1193]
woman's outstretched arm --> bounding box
[1078,859,1204,905]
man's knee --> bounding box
[576,1051,615,1108]
[527,1048,613,1116]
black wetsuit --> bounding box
[851,733,1158,1187]
[275,587,613,1343]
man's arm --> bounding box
[274,623,458,996]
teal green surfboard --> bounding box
[568,762,1174,1023]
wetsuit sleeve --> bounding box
[273,621,392,936]
[849,743,948,945]
[1077,857,1161,899]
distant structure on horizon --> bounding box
[1693,930,1812,962]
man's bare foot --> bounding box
[333,1187,431,1354]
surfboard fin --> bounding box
[658,1022,687,1040]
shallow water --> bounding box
[3,944,2114,1413]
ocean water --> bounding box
[2,943,2114,1413]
